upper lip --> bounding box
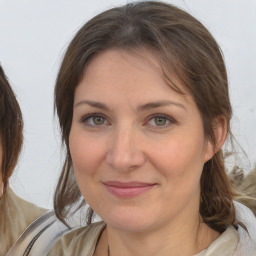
[103,181,156,188]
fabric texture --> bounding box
[233,201,256,255]
[0,186,47,256]
[194,226,238,256]
[6,210,70,256]
[49,202,256,256]
[48,222,106,256]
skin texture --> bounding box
[69,49,224,256]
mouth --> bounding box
[103,181,156,198]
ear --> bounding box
[204,116,227,163]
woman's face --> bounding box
[69,49,214,232]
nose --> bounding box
[106,126,146,172]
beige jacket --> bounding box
[0,187,46,256]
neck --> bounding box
[105,213,219,256]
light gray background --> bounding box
[0,0,255,209]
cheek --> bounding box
[69,128,104,177]
[152,136,205,171]
[69,129,105,204]
[148,133,206,193]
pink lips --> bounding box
[103,181,156,198]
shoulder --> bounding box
[0,187,47,256]
[6,210,70,255]
[57,221,106,244]
[49,221,106,256]
[4,186,47,223]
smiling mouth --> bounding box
[103,181,156,198]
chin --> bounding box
[99,206,157,232]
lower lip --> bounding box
[104,184,155,198]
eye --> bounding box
[146,114,175,128]
[81,114,109,127]
[91,116,106,125]
[153,117,168,126]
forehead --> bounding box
[76,48,188,102]
[71,49,202,122]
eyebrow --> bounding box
[75,100,110,111]
[137,100,187,112]
[75,100,186,111]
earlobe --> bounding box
[204,116,227,163]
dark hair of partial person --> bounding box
[53,1,254,232]
[0,64,23,192]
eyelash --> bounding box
[80,113,176,128]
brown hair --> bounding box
[229,166,256,215]
[54,1,242,232]
[0,64,23,191]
